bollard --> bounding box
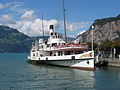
[119,55,120,60]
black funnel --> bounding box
[50,25,54,29]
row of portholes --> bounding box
[54,60,80,64]
[38,58,81,63]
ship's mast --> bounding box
[42,12,44,39]
[63,0,67,43]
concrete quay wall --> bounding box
[102,58,120,67]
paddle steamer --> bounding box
[28,25,95,70]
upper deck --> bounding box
[45,43,88,51]
[31,25,88,52]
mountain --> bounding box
[0,25,35,53]
[77,15,120,44]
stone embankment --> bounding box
[96,58,120,67]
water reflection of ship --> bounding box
[29,64,95,89]
[72,69,95,89]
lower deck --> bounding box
[28,57,95,71]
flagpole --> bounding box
[91,25,94,51]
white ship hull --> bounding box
[28,51,95,71]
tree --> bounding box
[99,39,113,58]
[99,39,120,58]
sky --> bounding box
[0,0,120,38]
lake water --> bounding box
[0,53,120,90]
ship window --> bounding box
[58,52,60,56]
[50,52,52,56]
[77,51,83,54]
[61,51,62,55]
[33,53,35,56]
[32,50,35,52]
[51,33,53,36]
[47,44,50,47]
[58,51,62,56]
[52,43,57,47]
[71,56,75,59]
[75,51,81,54]
[65,51,71,55]
[55,33,57,35]
[45,41,47,44]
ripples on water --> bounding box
[0,53,120,90]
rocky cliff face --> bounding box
[77,15,120,44]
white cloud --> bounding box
[0,2,27,14]
[0,12,90,37]
[0,2,91,37]
[8,16,89,37]
[54,21,90,32]
[0,15,15,24]
[8,11,58,37]
[68,34,75,38]
[0,3,5,9]
[0,2,59,37]
[21,10,36,21]
[6,2,27,13]
[67,22,90,32]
